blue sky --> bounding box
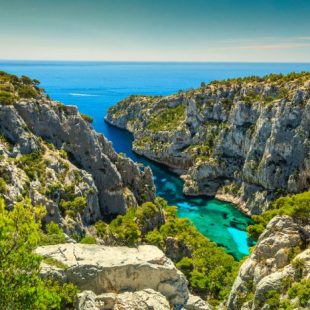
[0,0,309,62]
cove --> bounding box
[106,125,253,260]
[2,61,309,259]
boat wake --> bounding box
[69,93,99,97]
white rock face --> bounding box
[76,291,98,310]
[36,244,189,306]
[76,289,170,310]
[184,293,212,310]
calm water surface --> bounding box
[2,61,309,259]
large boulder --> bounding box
[36,244,189,307]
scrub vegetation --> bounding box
[146,104,185,132]
[0,71,42,104]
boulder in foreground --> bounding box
[36,244,189,307]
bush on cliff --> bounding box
[248,191,310,240]
[0,91,16,105]
[287,279,310,307]
[0,198,78,309]
[80,235,97,244]
[96,200,164,246]
[17,151,47,182]
[0,71,42,102]
[17,85,39,99]
[40,221,66,246]
[60,196,87,218]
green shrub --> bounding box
[145,229,164,247]
[46,280,79,309]
[176,257,194,278]
[109,215,141,246]
[0,91,16,105]
[264,290,281,309]
[17,85,38,99]
[0,83,14,92]
[20,75,33,85]
[59,149,68,159]
[80,235,97,244]
[136,201,160,225]
[60,196,87,218]
[95,220,108,238]
[288,279,310,307]
[292,258,306,279]
[43,257,68,269]
[40,221,66,245]
[0,177,7,194]
[0,72,43,103]
[17,151,46,181]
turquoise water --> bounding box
[1,61,310,259]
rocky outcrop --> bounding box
[106,73,310,214]
[227,216,310,309]
[165,236,192,262]
[76,289,170,310]
[37,243,212,309]
[0,96,155,235]
[36,244,189,305]
[76,290,212,310]
[36,244,188,306]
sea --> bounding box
[1,61,310,259]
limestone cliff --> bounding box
[0,72,155,235]
[227,215,310,309]
[106,72,310,214]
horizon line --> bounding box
[0,59,310,65]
